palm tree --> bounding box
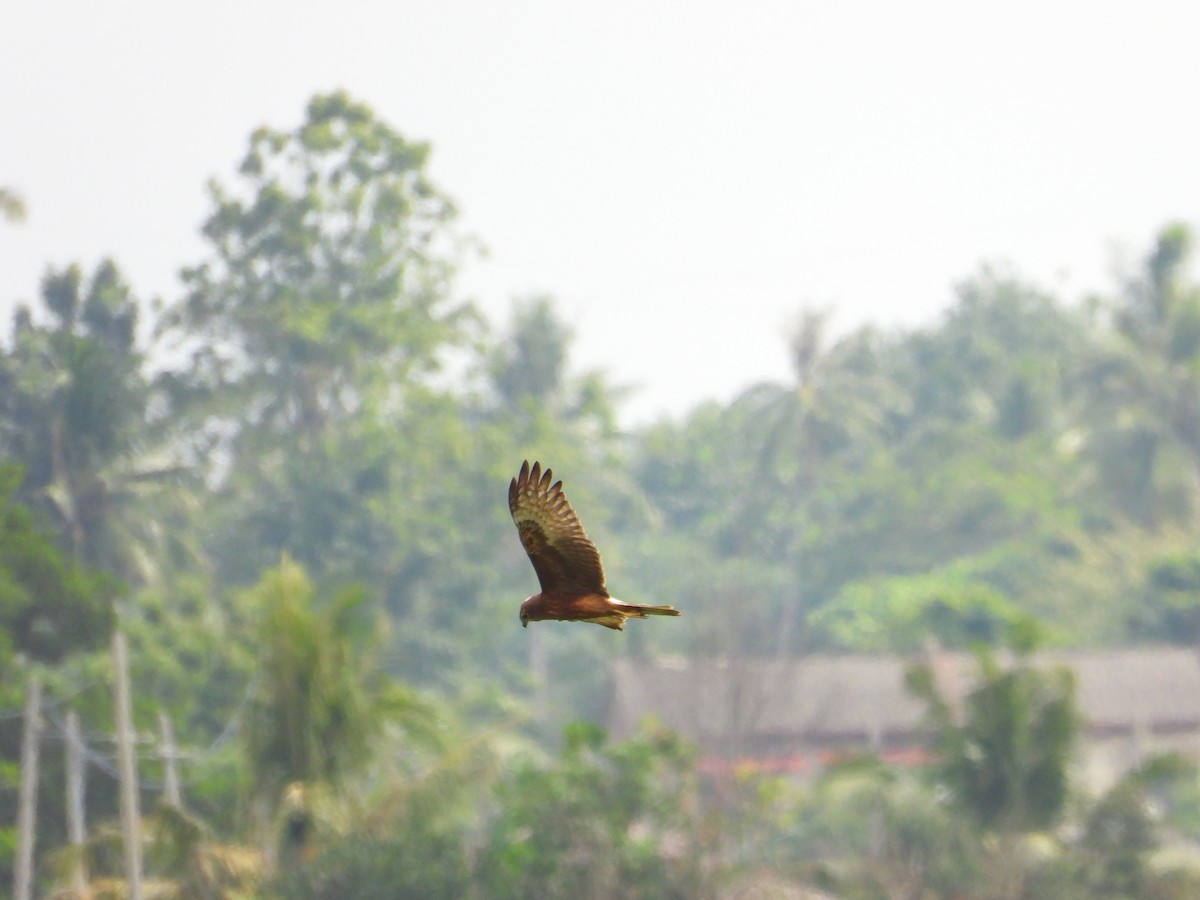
[907,648,1076,898]
[0,261,196,584]
[726,310,904,652]
[241,556,437,844]
[486,294,625,453]
[907,648,1076,834]
[1083,223,1200,526]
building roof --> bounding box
[607,648,1200,751]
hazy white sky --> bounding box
[3,1,1198,422]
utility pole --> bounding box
[64,710,88,894]
[158,710,182,808]
[14,676,42,900]
[112,631,143,900]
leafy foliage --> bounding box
[812,571,1043,652]
[476,723,706,900]
[167,90,472,444]
[0,464,114,667]
[907,648,1077,833]
[242,555,435,808]
[270,829,470,900]
[1081,223,1200,527]
[0,261,188,584]
[802,759,982,897]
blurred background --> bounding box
[3,1,1200,896]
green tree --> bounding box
[0,465,115,889]
[267,684,516,898]
[0,464,114,669]
[489,295,573,415]
[907,648,1076,834]
[1130,548,1200,644]
[627,258,1190,653]
[164,90,473,451]
[898,267,1088,439]
[812,571,1043,652]
[631,315,905,658]
[790,272,1096,638]
[905,650,1077,897]
[269,829,469,900]
[477,722,706,900]
[1082,223,1200,527]
[241,556,435,817]
[158,91,482,600]
[0,261,189,584]
[487,294,622,447]
[725,313,901,558]
[806,759,981,899]
[1024,755,1200,899]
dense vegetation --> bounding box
[3,92,1200,897]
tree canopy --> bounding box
[0,464,114,668]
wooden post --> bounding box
[64,710,88,894]
[13,677,42,900]
[112,631,143,900]
[158,710,182,808]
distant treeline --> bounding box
[2,91,1200,897]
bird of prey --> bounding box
[509,460,682,630]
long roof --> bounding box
[607,648,1200,745]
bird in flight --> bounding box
[509,460,682,630]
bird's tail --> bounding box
[614,599,682,618]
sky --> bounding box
[3,1,1199,424]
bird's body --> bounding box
[509,460,681,630]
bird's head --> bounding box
[519,596,536,628]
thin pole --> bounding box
[65,710,88,894]
[158,710,182,808]
[112,631,143,900]
[14,676,42,900]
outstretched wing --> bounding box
[509,460,607,595]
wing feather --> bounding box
[509,460,607,595]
